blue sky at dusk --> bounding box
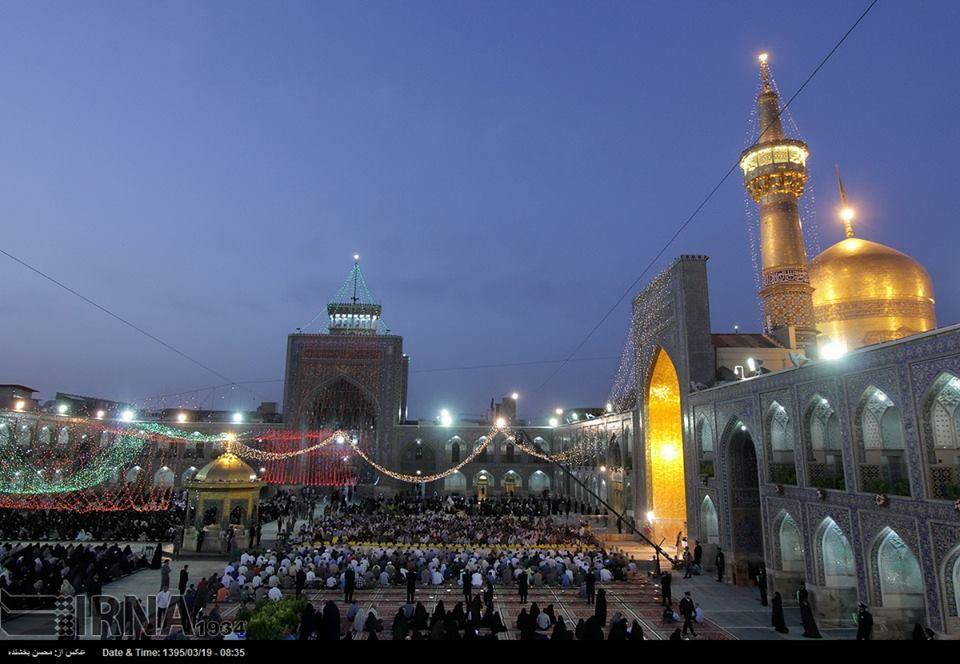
[1,1,957,419]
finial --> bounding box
[353,253,360,263]
[758,52,772,92]
[836,165,855,239]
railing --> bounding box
[699,459,715,479]
[808,462,846,490]
[929,465,960,500]
[860,462,910,496]
[769,462,797,485]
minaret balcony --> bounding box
[739,139,809,177]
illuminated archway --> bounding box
[646,348,686,542]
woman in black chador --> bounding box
[771,592,789,634]
[797,582,822,638]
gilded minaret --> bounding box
[739,53,818,353]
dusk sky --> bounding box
[1,1,958,420]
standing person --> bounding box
[517,569,529,605]
[693,540,703,568]
[715,547,725,582]
[461,569,472,603]
[678,591,697,638]
[406,568,416,604]
[616,516,622,534]
[797,582,822,638]
[856,603,874,641]
[295,567,306,599]
[771,592,789,634]
[757,564,769,606]
[682,548,693,579]
[178,565,189,597]
[585,568,596,605]
[195,529,205,553]
[156,588,171,628]
[344,567,356,604]
[160,560,171,591]
[660,570,672,608]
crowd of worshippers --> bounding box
[201,541,634,603]
[0,497,186,542]
[273,493,602,548]
[257,487,325,524]
[292,588,645,640]
[0,541,152,611]
[155,546,639,640]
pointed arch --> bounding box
[154,466,175,487]
[722,417,764,559]
[766,401,797,485]
[529,470,551,494]
[774,510,804,572]
[802,395,846,490]
[699,495,719,544]
[873,528,924,609]
[920,372,960,500]
[645,347,686,542]
[815,517,856,588]
[854,386,910,496]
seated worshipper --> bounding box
[364,608,383,636]
[536,612,552,632]
[430,601,447,629]
[392,608,409,640]
[629,619,644,640]
[581,615,604,641]
[411,602,429,631]
[662,601,678,623]
[516,608,532,632]
[542,604,558,626]
[551,616,573,640]
[608,616,628,640]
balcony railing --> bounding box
[808,462,845,490]
[860,462,910,496]
[929,465,960,500]
[769,462,797,485]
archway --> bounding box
[646,348,686,543]
[154,466,175,487]
[777,512,804,572]
[766,402,797,485]
[726,420,764,564]
[818,518,856,588]
[302,377,376,485]
[922,373,960,499]
[812,517,858,622]
[529,470,551,495]
[473,470,493,501]
[875,529,924,609]
[700,495,719,544]
[855,387,910,496]
[803,396,846,490]
[503,470,521,496]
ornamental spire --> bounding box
[837,165,855,239]
[756,52,785,143]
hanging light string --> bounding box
[348,427,501,484]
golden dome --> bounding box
[192,452,259,484]
[809,237,936,350]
